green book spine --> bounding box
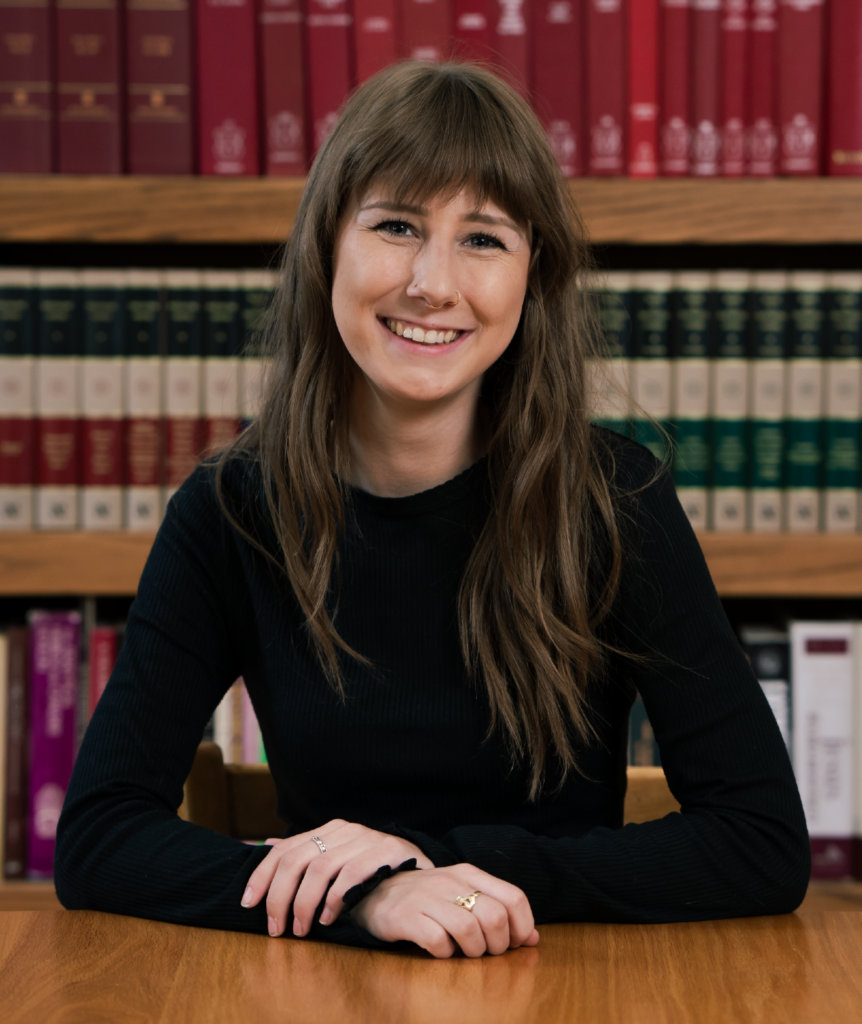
[824,272,862,532]
[748,271,787,532]
[202,270,243,456]
[631,271,673,461]
[164,269,203,510]
[671,271,713,531]
[0,267,36,529]
[785,271,826,532]
[711,271,751,530]
[240,269,277,425]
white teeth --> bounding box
[444,331,456,343]
[412,327,425,342]
[403,326,413,339]
[425,330,439,344]
[394,320,404,336]
[385,318,461,344]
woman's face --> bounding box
[331,185,531,409]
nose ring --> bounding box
[426,291,461,309]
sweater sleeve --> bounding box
[54,465,390,949]
[386,442,811,925]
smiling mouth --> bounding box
[383,318,465,346]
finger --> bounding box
[317,835,423,925]
[408,915,458,959]
[426,901,488,958]
[524,929,540,947]
[242,841,290,909]
[469,895,512,956]
[265,846,321,936]
[459,870,535,947]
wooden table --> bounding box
[1,911,861,1023]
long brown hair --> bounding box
[217,61,625,799]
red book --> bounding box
[587,0,625,176]
[746,0,777,174]
[777,0,823,176]
[260,0,307,175]
[196,0,259,175]
[3,627,29,880]
[659,0,690,175]
[492,0,529,98]
[305,0,353,156]
[0,0,53,172]
[690,0,721,176]
[826,0,862,176]
[354,0,398,83]
[532,0,584,178]
[126,0,195,174]
[453,0,491,62]
[56,0,123,173]
[628,0,659,177]
[401,0,451,60]
[720,0,747,175]
[88,626,118,716]
[0,268,36,530]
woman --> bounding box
[56,62,809,959]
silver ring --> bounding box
[310,835,327,854]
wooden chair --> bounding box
[180,742,679,838]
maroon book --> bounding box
[777,0,823,176]
[3,627,29,880]
[126,0,194,174]
[690,0,721,176]
[0,0,53,172]
[531,0,584,177]
[453,0,492,62]
[659,0,690,175]
[628,0,659,177]
[746,0,777,175]
[354,0,398,84]
[56,0,123,173]
[720,0,748,175]
[305,0,353,157]
[196,0,259,175]
[587,0,625,176]
[260,0,307,175]
[401,0,451,60]
[826,0,862,176]
[492,0,529,98]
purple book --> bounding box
[27,611,81,880]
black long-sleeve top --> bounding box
[55,431,810,948]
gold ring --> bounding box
[310,836,327,854]
[454,890,481,911]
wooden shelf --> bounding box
[1,531,862,597]
[2,176,862,245]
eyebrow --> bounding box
[360,201,523,235]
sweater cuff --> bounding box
[384,824,458,868]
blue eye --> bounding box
[372,219,413,236]
[467,233,507,250]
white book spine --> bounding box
[125,358,163,532]
[35,355,79,530]
[710,359,748,531]
[80,357,123,530]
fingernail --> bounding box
[241,886,252,907]
[293,918,303,936]
[320,908,333,925]
[268,917,278,937]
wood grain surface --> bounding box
[2,176,862,244]
[0,910,860,1024]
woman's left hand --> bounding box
[240,819,434,937]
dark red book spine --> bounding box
[746,0,777,174]
[720,0,747,175]
[88,626,118,716]
[492,0,529,98]
[659,0,690,175]
[55,0,123,173]
[827,0,862,176]
[587,0,625,176]
[125,0,194,174]
[628,0,659,177]
[0,0,53,172]
[260,0,307,175]
[401,0,451,60]
[453,0,492,62]
[196,0,259,175]
[3,627,29,880]
[305,0,353,156]
[777,0,823,176]
[690,0,721,176]
[531,0,583,177]
[354,0,398,84]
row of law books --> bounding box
[630,621,862,881]
[0,267,276,532]
[590,269,862,533]
[3,0,861,178]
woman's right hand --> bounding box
[349,864,539,958]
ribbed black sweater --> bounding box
[55,431,810,949]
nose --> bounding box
[406,236,459,309]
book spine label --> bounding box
[492,0,529,98]
[721,0,748,175]
[88,626,118,716]
[747,0,778,174]
[306,0,353,156]
[660,0,690,175]
[56,0,123,173]
[628,0,659,177]
[777,0,824,176]
[3,627,29,879]
[260,0,306,175]
[454,0,492,63]
[749,273,786,531]
[0,0,53,172]
[125,360,162,530]
[126,0,195,174]
[196,0,259,175]
[203,359,240,453]
[690,0,721,176]
[401,0,451,61]
[532,0,584,177]
[0,358,35,530]
[587,0,625,175]
[824,278,862,531]
[36,361,79,529]
[203,274,242,455]
[354,0,398,84]
[164,360,202,493]
[631,274,673,460]
[712,276,750,530]
[827,0,862,176]
[27,612,81,879]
